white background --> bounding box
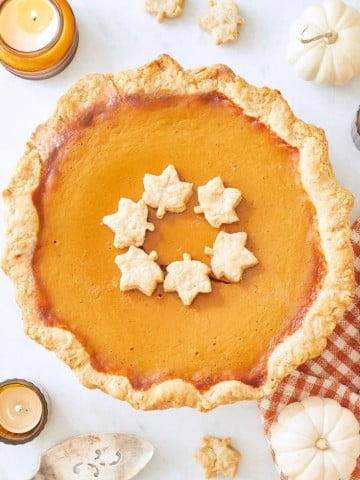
[1,1,360,479]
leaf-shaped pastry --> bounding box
[194,177,241,228]
[142,164,193,218]
[103,198,154,249]
[164,253,212,305]
[205,231,258,282]
[115,246,164,296]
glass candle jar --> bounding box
[0,379,49,445]
[352,106,360,151]
[0,0,78,79]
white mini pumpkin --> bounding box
[270,396,360,480]
[287,0,360,84]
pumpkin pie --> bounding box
[2,55,354,411]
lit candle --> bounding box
[0,0,61,52]
[0,0,78,79]
[0,386,43,433]
[0,379,49,445]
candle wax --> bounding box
[0,386,43,434]
[0,0,60,52]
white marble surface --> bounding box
[0,1,359,479]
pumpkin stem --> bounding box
[315,438,329,451]
[300,26,338,45]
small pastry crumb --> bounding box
[103,198,154,249]
[143,164,193,219]
[115,246,164,296]
[144,0,185,22]
[205,231,258,282]
[164,253,211,305]
[195,436,241,478]
[199,0,245,45]
[194,177,241,228]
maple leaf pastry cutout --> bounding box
[163,253,212,306]
[199,0,245,45]
[103,198,154,249]
[194,177,241,228]
[142,164,193,219]
[205,231,258,282]
[195,435,241,478]
[144,0,185,22]
[115,246,164,296]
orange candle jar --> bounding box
[0,0,78,79]
[0,379,49,445]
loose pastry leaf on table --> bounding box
[144,0,185,22]
[199,0,245,45]
[195,436,241,479]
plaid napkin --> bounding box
[258,219,360,480]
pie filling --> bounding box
[32,92,325,390]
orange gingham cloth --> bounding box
[258,218,360,480]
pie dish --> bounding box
[2,55,354,411]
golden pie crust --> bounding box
[2,55,354,411]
